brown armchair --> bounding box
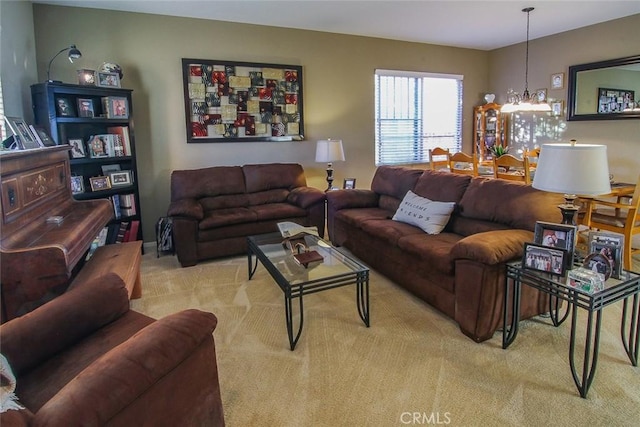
[0,273,224,426]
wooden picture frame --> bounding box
[89,176,111,192]
[343,178,356,189]
[70,176,84,194]
[69,138,86,158]
[182,58,304,143]
[522,242,568,277]
[588,231,624,279]
[534,221,576,268]
[108,170,133,187]
[77,98,95,118]
[4,116,40,149]
[551,72,564,90]
[97,71,121,88]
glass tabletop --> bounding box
[248,232,368,286]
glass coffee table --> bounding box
[247,232,370,350]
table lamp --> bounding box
[315,139,345,191]
[532,141,611,225]
[46,44,82,83]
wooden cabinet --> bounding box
[31,82,142,243]
[473,103,506,162]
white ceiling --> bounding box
[34,0,640,50]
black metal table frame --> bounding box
[503,263,639,398]
[247,235,370,351]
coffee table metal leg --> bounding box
[357,273,370,327]
[621,294,640,366]
[285,290,304,351]
[569,306,602,398]
[503,275,521,349]
[248,250,259,279]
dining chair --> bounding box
[428,147,450,171]
[581,174,640,270]
[524,147,541,168]
[493,154,531,184]
[448,152,478,176]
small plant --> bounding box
[489,145,510,157]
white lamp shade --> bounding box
[315,139,345,163]
[532,143,611,196]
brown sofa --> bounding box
[0,272,224,426]
[327,166,565,342]
[168,163,326,267]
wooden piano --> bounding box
[1,146,113,321]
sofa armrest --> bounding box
[326,189,379,211]
[287,186,326,209]
[33,310,218,426]
[0,272,129,375]
[0,408,34,426]
[167,198,204,220]
[450,229,533,265]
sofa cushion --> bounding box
[334,207,391,229]
[413,169,472,203]
[170,166,245,201]
[200,194,249,210]
[360,219,425,246]
[249,203,307,221]
[243,163,306,193]
[199,208,257,230]
[458,177,564,231]
[371,166,423,201]
[397,232,463,276]
[392,190,456,234]
[247,189,290,206]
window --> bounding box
[374,70,463,166]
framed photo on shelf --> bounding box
[70,176,84,194]
[588,231,624,279]
[101,164,121,174]
[108,170,133,187]
[107,97,129,118]
[551,72,564,90]
[4,116,40,149]
[29,125,55,147]
[77,69,96,86]
[69,138,86,158]
[89,176,111,192]
[522,242,568,277]
[56,97,75,117]
[343,178,356,189]
[533,221,577,268]
[77,98,95,118]
[97,71,121,88]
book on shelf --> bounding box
[118,193,137,217]
[111,195,121,219]
[115,221,130,243]
[127,220,140,242]
[107,126,131,156]
[86,227,109,260]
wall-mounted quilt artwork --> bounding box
[182,58,304,143]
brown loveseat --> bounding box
[0,272,224,426]
[327,166,565,343]
[168,163,326,267]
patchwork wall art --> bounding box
[182,58,304,143]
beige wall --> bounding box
[31,4,488,242]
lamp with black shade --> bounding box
[532,140,611,225]
[315,139,345,192]
[46,44,82,83]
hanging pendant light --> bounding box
[501,7,551,113]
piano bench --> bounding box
[71,241,143,299]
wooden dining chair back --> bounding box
[524,147,541,168]
[582,174,640,271]
[493,154,531,184]
[448,152,478,176]
[428,147,450,171]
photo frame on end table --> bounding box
[343,178,356,189]
[533,221,577,268]
[522,242,568,277]
[588,231,624,279]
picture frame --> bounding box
[343,178,356,189]
[107,96,129,118]
[533,221,577,268]
[551,72,564,90]
[550,100,564,117]
[29,125,55,147]
[4,116,40,149]
[535,88,547,103]
[522,242,568,276]
[101,164,121,174]
[583,252,612,280]
[182,58,304,143]
[69,138,86,158]
[77,98,95,118]
[77,69,96,86]
[97,71,121,88]
[70,176,85,194]
[108,170,133,187]
[597,87,635,114]
[89,176,111,192]
[588,231,624,279]
[56,97,75,117]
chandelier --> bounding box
[501,7,551,113]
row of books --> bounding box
[86,220,140,259]
[110,193,138,219]
[85,126,131,158]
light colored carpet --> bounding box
[132,252,640,426]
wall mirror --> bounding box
[567,55,640,121]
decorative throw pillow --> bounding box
[392,190,455,234]
[0,354,24,413]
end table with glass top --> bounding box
[503,261,639,398]
[247,232,370,350]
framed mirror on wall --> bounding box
[567,55,640,121]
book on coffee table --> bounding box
[293,250,323,268]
